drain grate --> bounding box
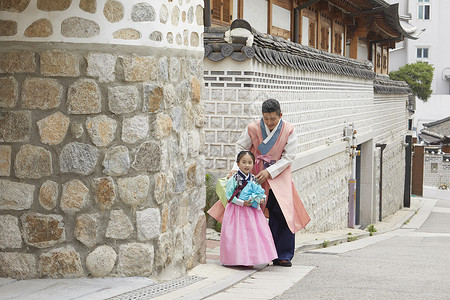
[107,276,205,300]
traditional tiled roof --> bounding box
[373,74,411,94]
[421,117,450,141]
[204,23,375,80]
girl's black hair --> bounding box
[236,150,255,164]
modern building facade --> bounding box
[387,0,450,134]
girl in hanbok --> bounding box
[220,150,277,267]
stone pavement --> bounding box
[0,197,425,300]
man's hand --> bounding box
[256,169,270,184]
[226,170,237,179]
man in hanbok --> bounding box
[234,98,310,267]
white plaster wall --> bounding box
[272,5,290,32]
[0,0,204,51]
[243,0,268,33]
[388,0,450,95]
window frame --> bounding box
[418,0,431,20]
[416,47,430,64]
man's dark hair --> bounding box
[236,150,255,164]
[262,99,281,116]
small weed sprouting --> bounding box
[367,224,377,236]
[347,236,358,242]
[322,240,329,248]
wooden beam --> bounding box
[238,0,243,19]
[318,0,329,11]
[349,35,358,59]
[343,14,354,26]
[268,0,273,34]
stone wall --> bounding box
[373,94,409,220]
[0,0,205,280]
[423,152,450,188]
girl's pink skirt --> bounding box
[220,203,277,266]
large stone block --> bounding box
[0,76,18,108]
[117,175,150,207]
[61,179,89,214]
[61,17,100,38]
[0,145,11,176]
[86,245,116,277]
[122,115,149,144]
[191,78,201,103]
[21,213,65,248]
[117,243,154,276]
[103,0,124,23]
[39,180,58,210]
[0,0,31,12]
[24,18,52,37]
[87,52,116,82]
[75,214,99,248]
[132,141,161,172]
[40,50,79,77]
[154,232,172,268]
[60,142,98,175]
[93,177,116,210]
[0,179,34,210]
[37,0,71,11]
[37,111,70,145]
[0,215,22,249]
[102,146,130,176]
[113,28,141,40]
[136,207,161,241]
[143,84,163,113]
[153,113,173,139]
[169,57,181,82]
[193,213,206,264]
[0,111,31,142]
[0,51,36,73]
[107,85,139,114]
[123,56,156,82]
[0,21,16,38]
[79,0,96,13]
[14,144,52,179]
[131,2,155,22]
[39,246,84,278]
[86,115,117,147]
[0,252,37,279]
[67,79,101,114]
[154,172,167,204]
[105,210,134,239]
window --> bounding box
[417,47,429,63]
[211,0,232,26]
[418,0,430,20]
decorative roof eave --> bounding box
[378,4,422,40]
[373,74,411,94]
[204,21,375,80]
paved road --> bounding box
[276,198,450,300]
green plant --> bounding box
[322,240,329,248]
[366,224,377,236]
[205,173,220,231]
[347,236,358,242]
[215,222,222,232]
[389,62,434,101]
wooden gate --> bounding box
[411,145,424,196]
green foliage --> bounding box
[366,224,377,236]
[347,236,358,242]
[321,240,329,248]
[205,173,221,232]
[389,62,434,101]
